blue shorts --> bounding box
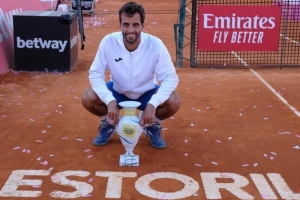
[106,81,159,111]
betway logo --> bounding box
[16,37,68,52]
[0,7,23,42]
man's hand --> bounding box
[140,104,156,127]
[107,100,119,125]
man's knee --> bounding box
[81,88,98,108]
[170,91,181,111]
[161,91,180,112]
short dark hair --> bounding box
[118,2,145,25]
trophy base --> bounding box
[120,154,139,166]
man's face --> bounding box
[120,13,143,45]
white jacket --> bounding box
[89,31,179,108]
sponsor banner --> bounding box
[197,5,281,51]
[13,10,78,72]
[0,0,44,74]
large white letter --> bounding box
[268,17,275,29]
[201,172,254,199]
[250,174,277,199]
[215,17,230,28]
[96,171,137,198]
[203,14,214,28]
[50,171,92,198]
[135,172,199,199]
[268,173,300,199]
[0,170,50,197]
[259,17,268,29]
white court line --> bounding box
[231,51,249,67]
[185,7,192,14]
[185,7,198,20]
[279,34,300,45]
[249,69,300,117]
[231,51,300,118]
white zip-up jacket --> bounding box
[89,31,179,108]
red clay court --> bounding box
[1,0,300,199]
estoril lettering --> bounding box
[0,170,299,199]
[16,37,68,52]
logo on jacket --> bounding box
[115,58,123,62]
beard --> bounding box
[123,32,141,44]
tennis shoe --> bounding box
[144,122,166,149]
[93,120,116,146]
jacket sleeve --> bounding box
[89,37,116,105]
[148,39,179,108]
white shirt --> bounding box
[89,31,179,108]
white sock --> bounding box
[100,114,114,125]
[154,116,161,124]
[138,111,143,120]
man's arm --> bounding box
[89,37,116,106]
[140,39,179,126]
[148,40,179,109]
